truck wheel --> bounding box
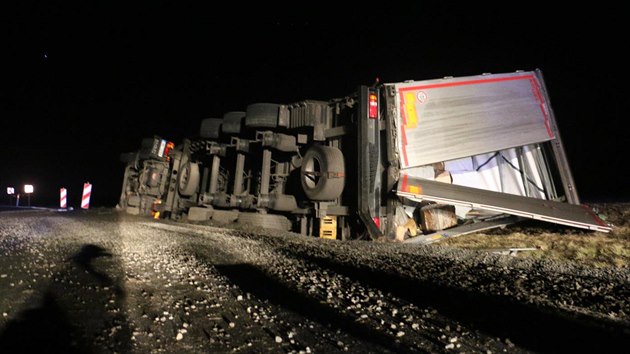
[222,111,245,134]
[301,145,345,201]
[237,212,291,231]
[245,103,279,128]
[178,162,200,196]
[200,118,222,139]
[212,209,239,224]
[127,195,140,207]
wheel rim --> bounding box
[303,156,321,189]
[179,165,190,191]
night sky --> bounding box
[2,2,627,208]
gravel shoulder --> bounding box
[1,209,628,353]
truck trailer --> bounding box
[117,69,611,242]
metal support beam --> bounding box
[201,167,210,195]
[233,153,245,195]
[534,70,580,205]
[260,149,272,195]
[209,155,220,194]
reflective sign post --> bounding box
[81,182,92,210]
[60,188,67,209]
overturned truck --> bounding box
[118,70,612,242]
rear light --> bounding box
[164,141,174,157]
[368,93,378,119]
[372,216,381,229]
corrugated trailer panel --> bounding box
[392,71,555,169]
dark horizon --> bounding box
[2,2,626,208]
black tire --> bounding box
[245,103,279,128]
[140,138,155,148]
[212,209,239,224]
[222,111,245,134]
[200,118,222,139]
[178,162,200,196]
[139,138,156,156]
[127,195,140,207]
[301,145,345,201]
[125,206,140,215]
[237,212,291,231]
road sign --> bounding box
[81,183,92,209]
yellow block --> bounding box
[405,92,418,128]
[319,216,337,240]
[408,185,422,194]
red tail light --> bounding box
[164,141,175,160]
[372,216,381,229]
[368,93,378,119]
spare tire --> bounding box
[301,145,345,201]
[245,103,279,128]
[200,118,222,139]
[178,162,200,196]
[222,111,245,134]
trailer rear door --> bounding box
[389,70,610,232]
[392,71,554,169]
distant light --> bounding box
[7,187,14,195]
[24,185,34,194]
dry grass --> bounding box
[435,203,630,268]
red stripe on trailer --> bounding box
[400,125,409,167]
[81,183,92,209]
[401,173,408,192]
[580,205,609,227]
[399,93,409,167]
[398,75,535,92]
[528,77,554,138]
[399,93,407,126]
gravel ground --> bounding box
[0,209,628,353]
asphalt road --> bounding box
[0,209,628,353]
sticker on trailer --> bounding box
[416,91,428,104]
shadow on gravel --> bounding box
[69,244,117,289]
[0,292,85,353]
[215,263,413,353]
[0,240,131,354]
[297,254,630,354]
